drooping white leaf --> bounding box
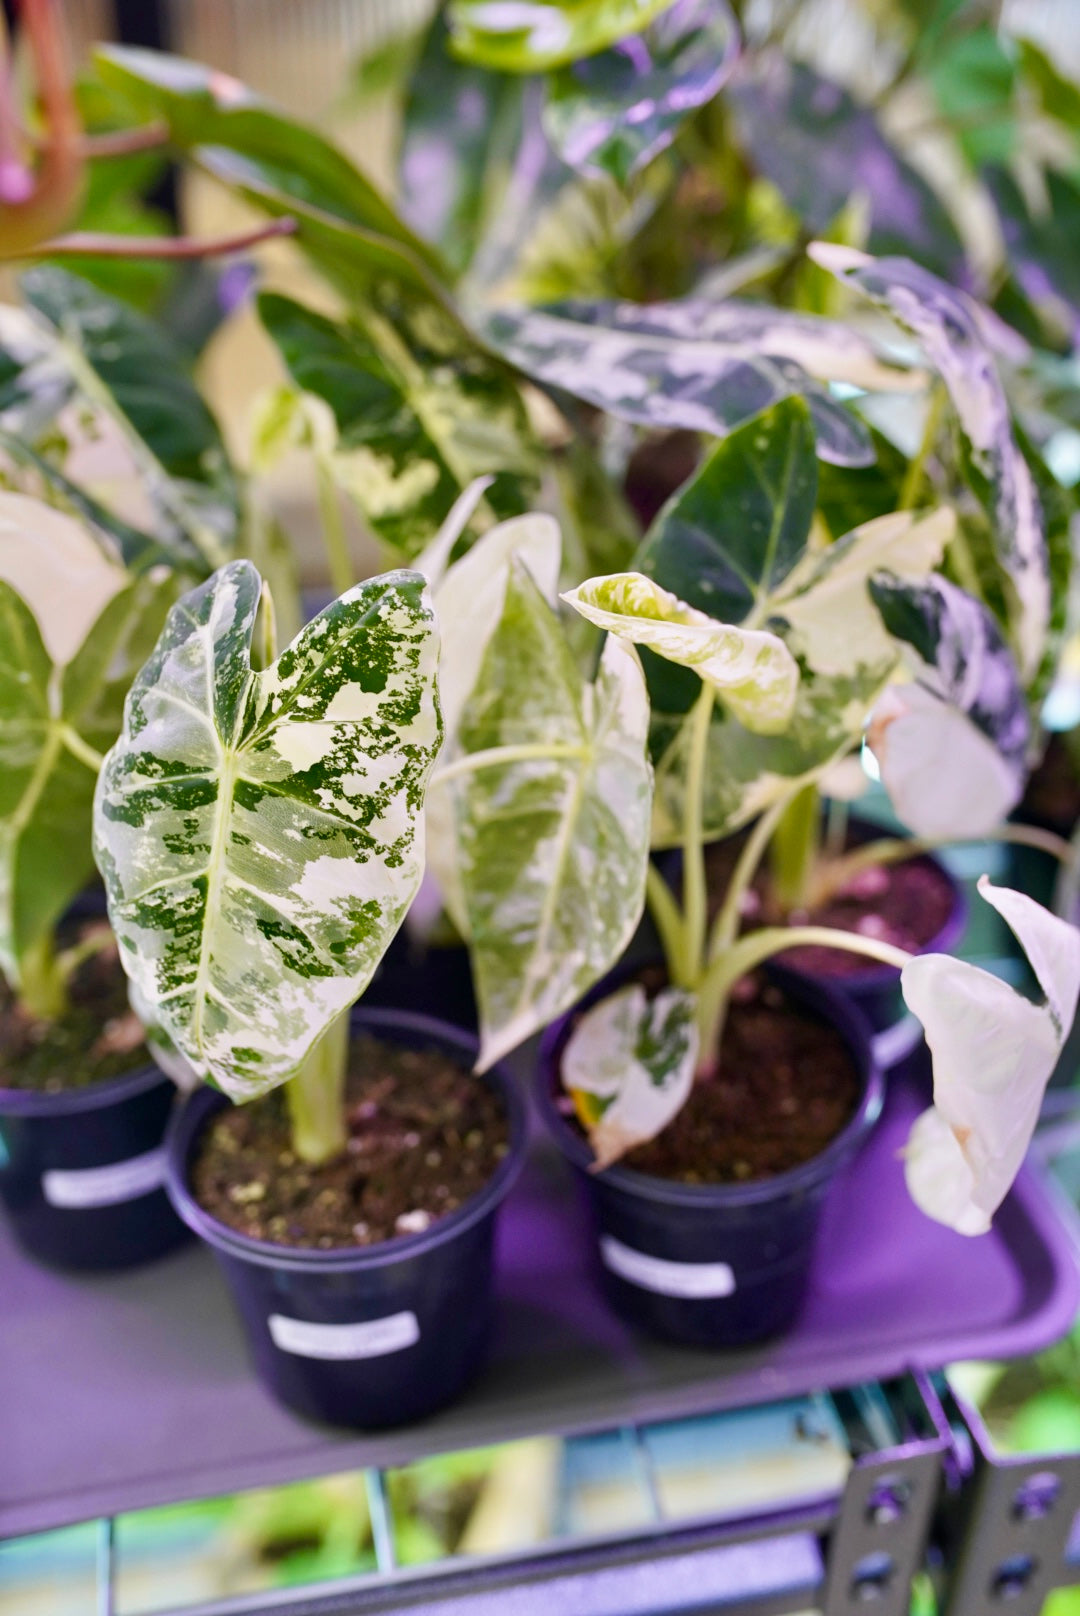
[93,560,441,1100]
[563,572,798,734]
[415,476,495,588]
[902,877,1080,1234]
[562,981,698,1168]
[432,560,652,1071]
[808,244,1048,681]
[869,685,1021,840]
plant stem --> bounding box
[899,382,947,510]
[59,723,104,773]
[694,924,912,1075]
[56,924,114,983]
[286,1011,350,1165]
[682,684,715,987]
[13,216,299,260]
[645,861,692,989]
[315,455,354,598]
[813,822,1076,908]
[768,782,821,912]
[708,795,788,961]
[430,742,587,788]
[18,932,67,1021]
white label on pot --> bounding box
[42,1146,167,1208]
[599,1236,735,1299]
[268,1311,420,1360]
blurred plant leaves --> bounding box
[447,0,681,73]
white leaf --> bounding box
[868,683,1021,838]
[563,571,798,733]
[902,877,1080,1234]
[414,476,494,588]
[563,982,698,1169]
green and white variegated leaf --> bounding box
[563,982,697,1168]
[563,572,798,734]
[543,0,739,185]
[808,245,1049,682]
[647,510,953,846]
[773,508,954,679]
[476,297,912,467]
[866,571,1029,838]
[257,291,539,559]
[0,268,238,575]
[447,0,680,71]
[903,878,1080,1235]
[92,561,441,1100]
[0,497,179,992]
[435,560,651,1071]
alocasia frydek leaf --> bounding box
[543,0,739,185]
[435,558,652,1071]
[447,0,681,72]
[257,291,539,559]
[476,297,907,466]
[0,267,237,574]
[564,572,798,734]
[729,57,966,281]
[0,493,178,995]
[866,572,1029,839]
[903,878,1080,1235]
[563,983,698,1167]
[809,244,1049,683]
[93,561,441,1099]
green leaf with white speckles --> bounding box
[92,561,442,1100]
[432,559,652,1070]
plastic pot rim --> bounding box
[0,1059,171,1119]
[537,964,884,1210]
[165,1007,527,1274]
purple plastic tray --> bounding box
[3,1051,1078,1539]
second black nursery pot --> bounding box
[0,1061,189,1270]
[165,1008,526,1430]
[537,971,883,1349]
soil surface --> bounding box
[1019,733,1080,836]
[703,833,956,979]
[191,1035,510,1250]
[564,974,861,1185]
[0,923,149,1093]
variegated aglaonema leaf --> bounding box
[647,508,954,845]
[563,572,798,734]
[432,558,652,1071]
[447,0,681,72]
[866,572,1029,839]
[563,982,698,1168]
[809,244,1048,682]
[543,0,739,185]
[257,290,539,559]
[0,493,178,997]
[93,561,441,1100]
[477,298,905,466]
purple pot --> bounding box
[0,1062,189,1270]
[164,1008,527,1430]
[536,970,883,1348]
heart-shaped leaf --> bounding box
[93,561,441,1099]
[809,244,1048,682]
[477,299,880,465]
[563,982,698,1167]
[563,571,799,733]
[431,559,652,1070]
[543,0,739,184]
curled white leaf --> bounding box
[564,983,699,1170]
[867,683,1021,839]
[562,571,798,734]
[902,877,1080,1234]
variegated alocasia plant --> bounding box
[555,568,1080,1236]
[0,490,180,1021]
[92,559,442,1163]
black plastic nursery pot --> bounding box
[363,930,478,1031]
[536,971,884,1350]
[0,1061,189,1270]
[165,1008,527,1431]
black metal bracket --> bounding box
[823,1375,949,1616]
[934,1379,1080,1616]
